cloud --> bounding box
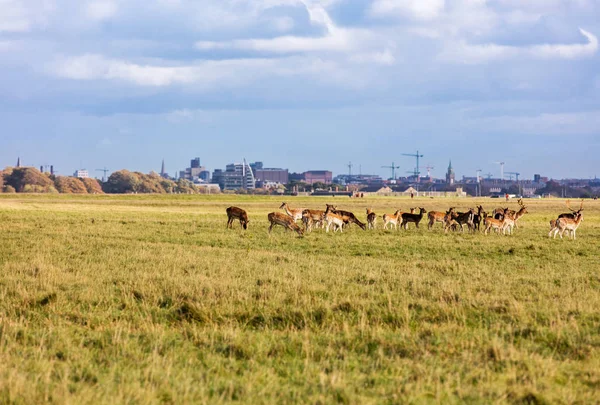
[48,53,341,88]
[440,28,598,63]
[85,0,117,21]
[370,0,446,21]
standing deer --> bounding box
[302,209,325,232]
[446,208,475,233]
[511,199,528,229]
[549,211,583,240]
[428,208,451,230]
[483,211,508,235]
[226,206,249,230]
[268,212,304,236]
[324,205,345,233]
[472,205,484,231]
[279,202,304,222]
[401,207,427,229]
[382,210,402,230]
[366,208,377,230]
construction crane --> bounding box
[505,171,520,181]
[476,169,482,183]
[96,167,110,182]
[425,165,434,178]
[485,172,493,179]
[494,161,505,180]
[347,161,353,176]
[381,162,400,180]
[402,150,424,182]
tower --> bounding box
[160,159,166,177]
[446,160,455,185]
[16,157,21,168]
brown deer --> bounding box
[472,205,484,231]
[302,209,325,232]
[366,208,377,229]
[324,204,366,230]
[428,209,450,230]
[226,206,249,230]
[510,199,528,229]
[549,211,583,240]
[483,211,508,235]
[401,207,427,229]
[268,212,304,236]
[558,199,584,221]
[382,210,402,230]
[324,205,345,232]
[279,202,304,222]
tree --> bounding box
[103,170,141,193]
[81,178,104,194]
[5,167,54,192]
[54,176,88,194]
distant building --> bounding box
[180,157,210,182]
[212,160,255,190]
[254,168,289,184]
[303,170,333,185]
[445,160,455,185]
[74,169,89,178]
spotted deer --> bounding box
[226,206,249,230]
[366,208,377,230]
[279,202,304,222]
[268,212,304,236]
[483,211,508,235]
[428,209,450,230]
[549,212,583,240]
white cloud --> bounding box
[48,53,341,88]
[85,0,117,21]
[440,28,598,63]
[370,0,445,21]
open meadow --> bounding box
[0,194,599,404]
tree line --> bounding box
[0,168,207,194]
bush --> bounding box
[4,185,16,193]
[54,176,88,194]
[81,178,104,194]
[5,167,54,192]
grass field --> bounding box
[0,194,599,404]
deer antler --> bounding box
[579,199,584,211]
[566,200,576,212]
[518,198,525,208]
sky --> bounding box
[1,0,599,181]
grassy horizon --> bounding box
[1,194,599,404]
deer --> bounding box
[401,207,427,229]
[446,208,475,233]
[268,212,304,236]
[493,207,509,220]
[301,209,325,232]
[549,211,583,240]
[382,210,402,230]
[226,206,249,230]
[324,204,366,230]
[366,208,377,230]
[324,205,345,233]
[501,208,515,235]
[428,208,450,230]
[509,199,528,229]
[279,202,304,222]
[472,205,484,231]
[483,211,509,235]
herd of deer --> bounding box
[225,199,585,239]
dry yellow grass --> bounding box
[0,194,599,404]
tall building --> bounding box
[445,160,455,185]
[212,160,255,190]
[191,157,200,168]
[179,157,210,182]
[160,159,166,178]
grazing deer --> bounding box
[324,205,345,233]
[401,207,427,229]
[382,210,402,230]
[549,211,583,240]
[301,209,325,232]
[366,208,377,230]
[226,206,249,230]
[483,211,508,235]
[279,202,304,222]
[324,204,366,230]
[268,212,304,236]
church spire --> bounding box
[161,159,165,176]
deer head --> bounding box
[279,202,287,209]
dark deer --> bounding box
[472,205,484,231]
[401,207,427,229]
[226,206,249,230]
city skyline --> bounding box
[1,1,599,179]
